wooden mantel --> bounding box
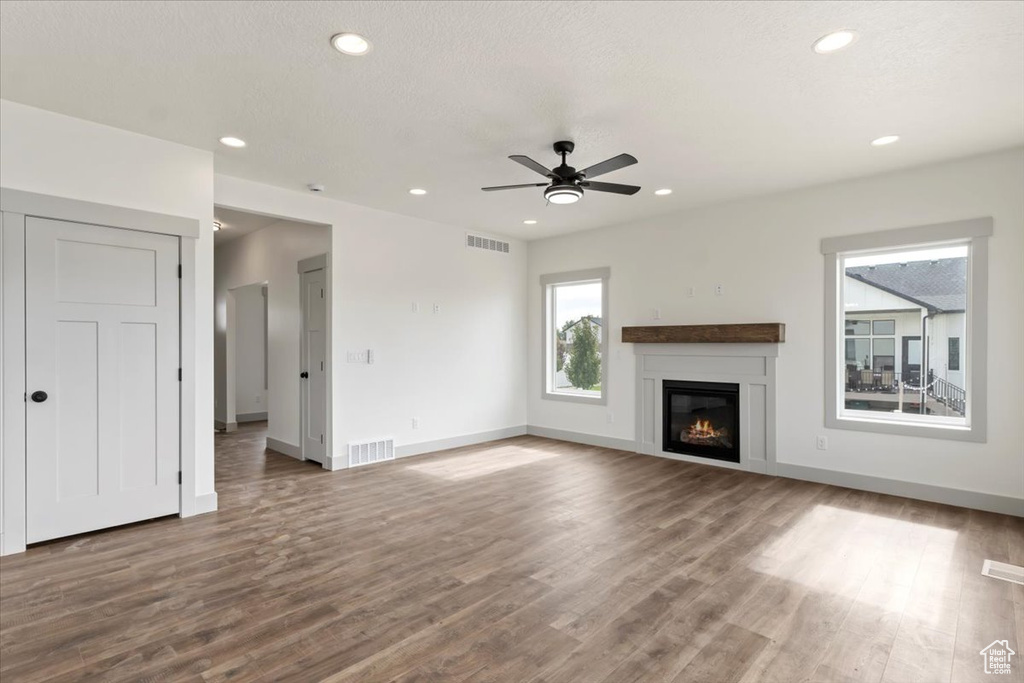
[621,323,785,344]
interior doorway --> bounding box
[224,282,269,430]
[213,207,331,468]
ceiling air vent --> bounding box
[467,233,510,254]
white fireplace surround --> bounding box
[633,343,778,474]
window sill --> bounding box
[826,413,984,443]
[543,390,607,406]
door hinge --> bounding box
[178,264,182,278]
[320,288,324,299]
[320,434,324,444]
[178,471,182,485]
[178,368,182,381]
[320,361,324,371]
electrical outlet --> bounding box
[255,395,261,404]
[412,417,419,429]
[816,435,828,451]
[411,302,419,313]
[433,303,441,314]
[688,287,696,298]
[715,284,724,296]
[652,308,661,320]
[607,412,614,424]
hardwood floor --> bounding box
[1,422,1021,682]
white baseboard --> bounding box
[266,436,302,460]
[215,420,238,432]
[0,532,25,557]
[526,425,635,453]
[777,463,1024,517]
[236,411,267,423]
[525,425,1021,517]
[194,492,218,515]
[395,425,528,460]
[321,425,528,471]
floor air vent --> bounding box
[982,559,1024,585]
[348,439,395,468]
[467,233,510,254]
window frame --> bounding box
[822,218,990,442]
[540,267,610,405]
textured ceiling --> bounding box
[2,1,1022,240]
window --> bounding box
[541,268,609,404]
[844,318,895,370]
[822,217,990,442]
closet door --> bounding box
[25,218,180,543]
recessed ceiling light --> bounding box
[219,136,246,148]
[213,221,222,232]
[813,30,858,54]
[871,135,900,147]
[331,32,371,56]
[654,189,673,196]
[523,219,538,225]
[409,188,427,195]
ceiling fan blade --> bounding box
[481,182,549,192]
[578,153,638,179]
[581,181,641,195]
[508,155,554,177]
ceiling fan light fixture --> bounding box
[544,184,583,205]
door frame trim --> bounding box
[297,253,330,465]
[1,189,202,555]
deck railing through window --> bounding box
[845,368,966,416]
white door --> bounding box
[300,267,327,463]
[25,218,180,543]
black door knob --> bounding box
[31,390,48,403]
[300,371,308,379]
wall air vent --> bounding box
[466,233,510,254]
[348,438,395,468]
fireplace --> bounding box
[663,380,740,463]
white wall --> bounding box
[0,100,216,537]
[528,147,1024,501]
[214,221,329,444]
[214,175,528,467]
[233,283,267,416]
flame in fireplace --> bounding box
[688,419,724,440]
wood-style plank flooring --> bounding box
[1,422,1022,682]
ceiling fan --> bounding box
[482,141,640,204]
